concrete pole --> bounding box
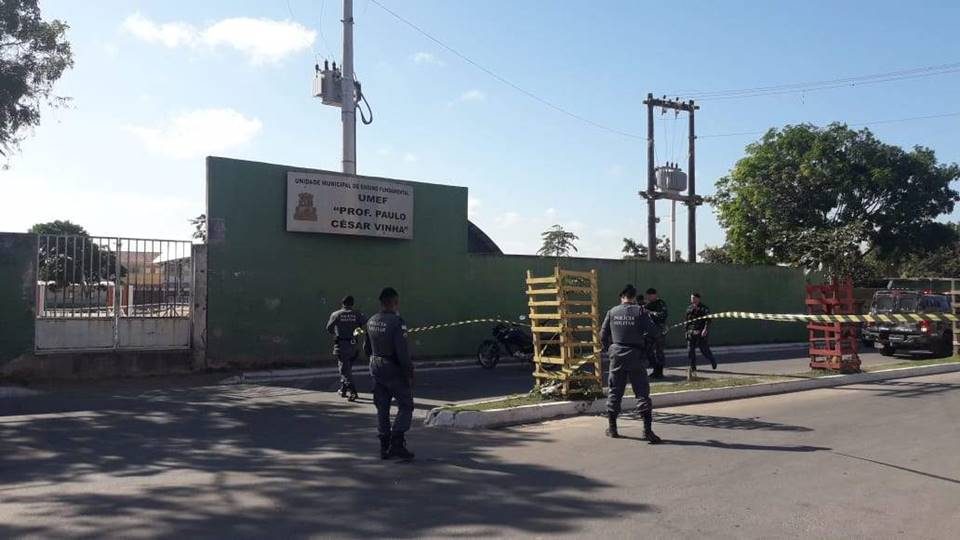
[670,199,677,262]
[687,99,696,262]
[646,94,656,262]
[341,0,356,175]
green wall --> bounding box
[0,233,36,369]
[206,157,806,368]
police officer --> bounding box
[685,292,717,371]
[644,287,668,380]
[600,284,662,443]
[326,295,367,401]
[364,287,415,460]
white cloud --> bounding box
[468,197,482,219]
[202,18,316,65]
[494,211,521,228]
[125,108,262,159]
[457,89,486,103]
[402,153,419,163]
[411,52,443,66]
[122,13,196,48]
[607,164,624,177]
[121,13,316,65]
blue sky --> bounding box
[2,0,959,257]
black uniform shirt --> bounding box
[685,303,712,333]
[364,311,413,378]
[601,302,656,370]
[326,308,367,341]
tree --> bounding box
[1,0,74,158]
[622,236,682,262]
[190,213,207,243]
[538,225,579,258]
[621,237,646,259]
[699,244,733,264]
[30,220,121,286]
[28,219,86,236]
[714,123,960,276]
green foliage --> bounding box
[622,236,683,262]
[698,244,733,264]
[0,0,74,157]
[190,214,207,243]
[714,123,960,277]
[538,224,579,257]
[30,220,122,286]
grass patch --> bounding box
[446,393,553,412]
[650,376,769,394]
[864,355,960,372]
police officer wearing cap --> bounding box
[644,287,668,380]
[600,284,662,443]
[364,287,415,460]
[326,295,366,401]
[685,292,718,371]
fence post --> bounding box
[191,244,208,370]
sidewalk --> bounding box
[223,341,808,384]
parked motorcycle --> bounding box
[477,316,533,369]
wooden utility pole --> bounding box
[639,95,703,263]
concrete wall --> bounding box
[205,157,807,369]
[0,233,37,374]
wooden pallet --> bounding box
[526,267,602,397]
[807,278,861,373]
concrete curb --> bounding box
[220,342,807,384]
[424,362,960,429]
[0,386,41,400]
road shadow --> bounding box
[0,384,651,538]
[652,412,813,432]
[664,439,829,452]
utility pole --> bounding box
[687,99,696,262]
[645,93,656,262]
[341,0,356,175]
[639,95,703,263]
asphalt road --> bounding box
[2,370,959,538]
[278,345,904,406]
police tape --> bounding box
[353,318,529,338]
[665,311,960,332]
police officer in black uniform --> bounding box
[644,287,668,380]
[600,284,662,443]
[363,287,415,460]
[685,292,717,371]
[326,295,366,401]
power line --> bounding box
[672,61,960,101]
[699,111,960,139]
[367,0,643,140]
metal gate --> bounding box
[34,235,193,353]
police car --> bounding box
[861,289,954,357]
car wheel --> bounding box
[880,345,895,357]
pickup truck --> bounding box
[861,289,954,357]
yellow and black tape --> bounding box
[354,318,528,338]
[666,311,959,332]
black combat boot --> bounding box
[642,429,663,444]
[379,435,391,460]
[605,415,620,438]
[387,433,415,460]
[338,383,347,398]
[651,366,664,380]
[347,384,359,402]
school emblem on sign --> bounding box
[293,192,318,221]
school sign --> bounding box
[286,171,414,239]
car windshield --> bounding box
[872,292,919,313]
